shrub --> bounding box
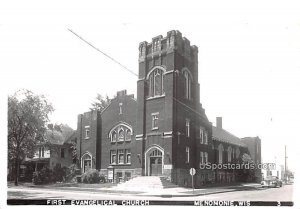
[99,175,106,183]
[81,169,100,184]
[32,167,53,185]
[52,164,67,182]
[64,164,79,183]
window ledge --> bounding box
[146,95,165,101]
[109,163,131,166]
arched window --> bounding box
[218,144,224,164]
[125,129,131,141]
[118,129,124,141]
[111,131,117,142]
[150,149,162,157]
[81,152,92,173]
[109,122,133,143]
[147,67,165,97]
[227,146,232,163]
[183,69,192,100]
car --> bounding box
[261,176,282,188]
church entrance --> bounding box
[150,156,162,176]
[145,147,163,176]
[81,153,92,173]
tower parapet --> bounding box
[138,30,198,64]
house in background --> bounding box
[18,124,76,181]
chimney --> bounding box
[216,117,222,129]
[117,90,127,97]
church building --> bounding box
[76,30,261,187]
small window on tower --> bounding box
[186,119,190,138]
[85,126,90,139]
[152,113,159,130]
[186,147,190,163]
[119,103,123,115]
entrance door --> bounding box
[150,157,162,176]
[149,149,163,176]
[84,159,91,173]
[82,153,92,173]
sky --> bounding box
[1,0,300,175]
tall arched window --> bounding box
[112,131,117,142]
[125,129,131,141]
[147,67,165,97]
[118,129,124,141]
[183,69,192,100]
[218,144,224,164]
[227,146,232,163]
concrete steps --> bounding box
[114,176,178,191]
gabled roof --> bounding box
[44,128,76,145]
[212,126,247,147]
[44,130,65,145]
[64,131,77,144]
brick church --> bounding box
[76,30,262,187]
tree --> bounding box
[8,89,54,185]
[236,153,255,182]
[90,93,111,112]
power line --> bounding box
[68,28,138,77]
[67,28,205,118]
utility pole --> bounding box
[284,145,287,182]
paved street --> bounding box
[178,185,294,201]
[7,184,294,202]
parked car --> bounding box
[261,176,282,188]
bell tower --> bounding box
[135,30,210,183]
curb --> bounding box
[8,184,263,198]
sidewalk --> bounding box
[8,182,262,198]
[130,183,262,197]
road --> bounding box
[7,184,294,202]
[179,185,294,201]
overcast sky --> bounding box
[1,0,300,173]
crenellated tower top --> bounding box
[138,30,198,63]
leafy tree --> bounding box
[236,153,255,182]
[90,93,110,112]
[8,89,54,185]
